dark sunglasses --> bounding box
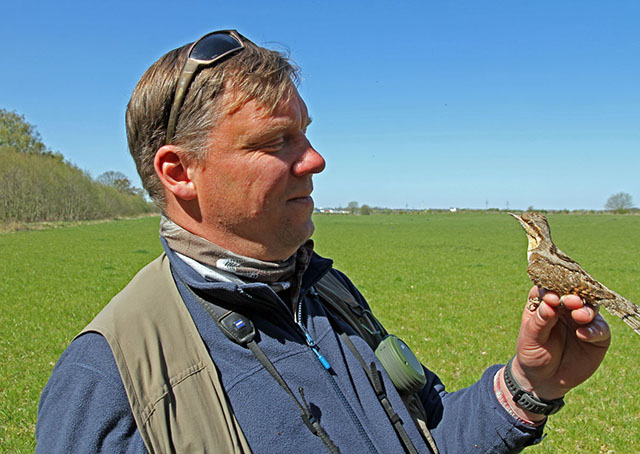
[166,30,246,144]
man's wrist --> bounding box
[503,358,565,417]
[494,367,547,426]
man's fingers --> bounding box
[540,289,561,306]
[559,294,583,309]
[535,288,584,309]
[523,287,598,342]
[523,300,560,343]
[523,287,559,333]
[576,314,611,345]
[524,287,610,345]
[542,292,583,309]
[571,304,596,324]
[536,300,559,322]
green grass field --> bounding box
[2,213,638,452]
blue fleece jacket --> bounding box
[36,241,545,453]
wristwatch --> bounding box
[503,358,565,416]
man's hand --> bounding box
[511,286,611,404]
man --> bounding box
[36,30,610,453]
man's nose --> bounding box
[292,141,326,176]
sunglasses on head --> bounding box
[165,30,247,144]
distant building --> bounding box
[315,208,349,214]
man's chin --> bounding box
[282,219,315,252]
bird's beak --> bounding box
[508,212,523,223]
[509,212,528,230]
[509,213,539,249]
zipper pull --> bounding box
[304,330,331,370]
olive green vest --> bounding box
[79,254,252,454]
[79,253,438,453]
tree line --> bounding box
[0,109,155,225]
[337,193,635,216]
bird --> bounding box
[510,212,640,336]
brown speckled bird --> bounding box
[510,212,640,336]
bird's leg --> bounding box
[527,298,541,312]
[527,286,543,312]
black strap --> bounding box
[315,273,439,454]
[340,333,418,454]
[182,279,340,453]
[314,273,386,347]
[247,340,340,454]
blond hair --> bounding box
[125,37,299,208]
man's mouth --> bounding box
[288,194,314,205]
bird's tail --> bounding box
[603,294,640,336]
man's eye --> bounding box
[261,140,285,150]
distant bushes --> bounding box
[0,148,154,223]
[0,109,155,224]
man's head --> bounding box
[126,31,325,260]
[126,31,299,208]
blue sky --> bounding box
[2,1,638,210]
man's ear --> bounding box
[154,145,198,200]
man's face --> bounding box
[188,88,325,261]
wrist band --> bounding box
[503,358,565,416]
[493,370,545,426]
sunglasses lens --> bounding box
[190,33,243,61]
[166,30,246,144]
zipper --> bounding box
[297,287,379,454]
[244,282,379,453]
[302,329,331,370]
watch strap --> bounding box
[504,358,565,416]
